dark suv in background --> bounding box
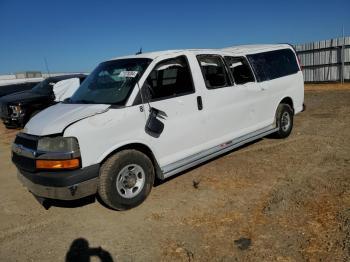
[0,74,86,128]
[0,80,42,98]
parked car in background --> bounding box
[0,74,86,128]
[0,78,43,97]
[11,45,304,210]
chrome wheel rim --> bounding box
[116,164,145,199]
[281,112,291,132]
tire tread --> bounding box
[98,150,154,210]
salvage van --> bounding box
[12,44,304,210]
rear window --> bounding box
[247,49,299,82]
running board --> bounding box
[162,125,279,179]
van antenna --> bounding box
[136,47,143,55]
[44,57,51,77]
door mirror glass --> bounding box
[145,107,165,138]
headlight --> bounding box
[9,104,23,117]
[37,137,80,152]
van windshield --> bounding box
[69,58,151,105]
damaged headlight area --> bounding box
[9,104,24,119]
[36,136,81,169]
[37,136,80,153]
[12,134,82,171]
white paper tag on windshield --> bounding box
[119,71,138,78]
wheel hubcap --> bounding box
[281,112,291,132]
[116,164,145,199]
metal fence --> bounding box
[294,37,350,83]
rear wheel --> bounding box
[274,103,294,138]
[98,150,155,210]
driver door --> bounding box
[141,55,207,168]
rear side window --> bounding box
[247,49,299,82]
[144,56,194,101]
[224,56,255,84]
[197,55,230,89]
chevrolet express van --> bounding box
[12,44,304,210]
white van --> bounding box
[12,44,304,210]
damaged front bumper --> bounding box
[16,164,100,200]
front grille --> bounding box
[14,133,39,150]
[13,133,40,173]
[12,152,36,172]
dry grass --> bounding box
[305,82,350,91]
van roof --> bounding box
[221,44,292,54]
[108,44,292,62]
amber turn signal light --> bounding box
[36,159,80,169]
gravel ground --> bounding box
[0,84,349,261]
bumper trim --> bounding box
[17,172,98,200]
[17,164,99,187]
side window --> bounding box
[247,49,300,82]
[144,56,194,101]
[197,55,230,89]
[224,56,255,84]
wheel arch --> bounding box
[279,97,294,112]
[273,97,294,127]
[99,142,163,180]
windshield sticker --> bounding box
[118,71,138,78]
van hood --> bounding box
[24,103,110,136]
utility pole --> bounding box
[341,25,345,84]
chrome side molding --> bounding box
[162,125,278,179]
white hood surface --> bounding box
[25,103,110,136]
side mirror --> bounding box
[145,108,165,138]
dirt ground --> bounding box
[0,83,349,262]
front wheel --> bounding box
[274,104,294,138]
[98,150,155,210]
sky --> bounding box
[0,0,349,74]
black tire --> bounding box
[274,103,294,138]
[98,150,155,210]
